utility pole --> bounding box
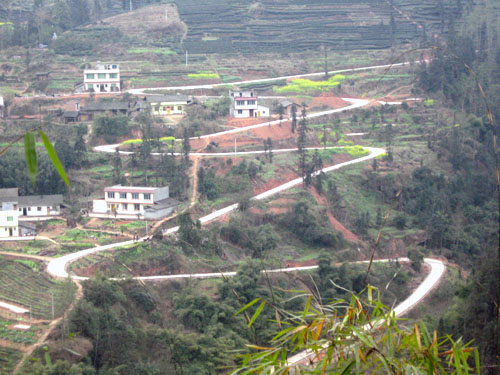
[51,292,54,320]
[234,137,237,154]
[185,50,188,67]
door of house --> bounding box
[100,84,105,92]
[8,228,13,237]
[249,109,254,117]
[23,208,27,216]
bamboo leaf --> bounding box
[39,130,70,186]
[235,297,261,316]
[302,294,312,319]
[245,344,274,351]
[414,323,422,351]
[474,349,480,375]
[248,301,266,328]
[24,132,37,186]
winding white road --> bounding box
[94,98,371,155]
[47,146,385,280]
[128,60,422,95]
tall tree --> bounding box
[291,105,297,133]
[112,148,123,184]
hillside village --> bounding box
[0,0,498,374]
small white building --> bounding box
[0,96,4,118]
[144,95,191,116]
[83,63,120,93]
[230,90,269,118]
[91,185,179,220]
[0,202,19,238]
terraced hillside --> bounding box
[0,258,76,320]
[177,0,461,54]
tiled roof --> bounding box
[0,188,19,198]
[62,111,80,118]
[0,194,63,206]
[82,101,129,112]
[145,95,189,103]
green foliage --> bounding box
[274,75,345,94]
[178,212,201,250]
[221,217,279,258]
[83,273,126,309]
[92,115,130,144]
[188,72,220,79]
[232,290,479,374]
[281,201,341,248]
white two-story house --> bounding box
[91,185,179,220]
[0,202,19,238]
[230,90,269,118]
[83,63,120,93]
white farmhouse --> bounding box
[83,63,120,93]
[230,90,269,118]
[0,202,19,238]
[91,185,179,220]
[0,188,62,221]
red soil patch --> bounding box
[227,117,276,128]
[309,186,362,244]
[254,169,299,195]
[310,95,348,109]
[285,259,317,268]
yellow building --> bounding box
[145,94,191,116]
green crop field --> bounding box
[0,258,76,319]
[0,347,22,375]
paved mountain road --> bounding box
[128,60,423,95]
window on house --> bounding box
[239,93,242,97]
[177,106,182,111]
[132,193,139,199]
[120,193,127,199]
[154,106,159,112]
[134,204,140,211]
[7,216,13,221]
[86,74,94,79]
[236,100,245,106]
[28,207,31,211]
[107,192,115,198]
[122,203,128,210]
[37,207,42,211]
[112,65,117,69]
[98,73,106,79]
[237,110,242,114]
[247,100,256,105]
[144,193,151,200]
[109,73,117,79]
[87,84,93,89]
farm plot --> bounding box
[0,346,22,375]
[177,0,424,54]
[0,258,76,320]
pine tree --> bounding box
[112,148,123,184]
[291,105,297,133]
